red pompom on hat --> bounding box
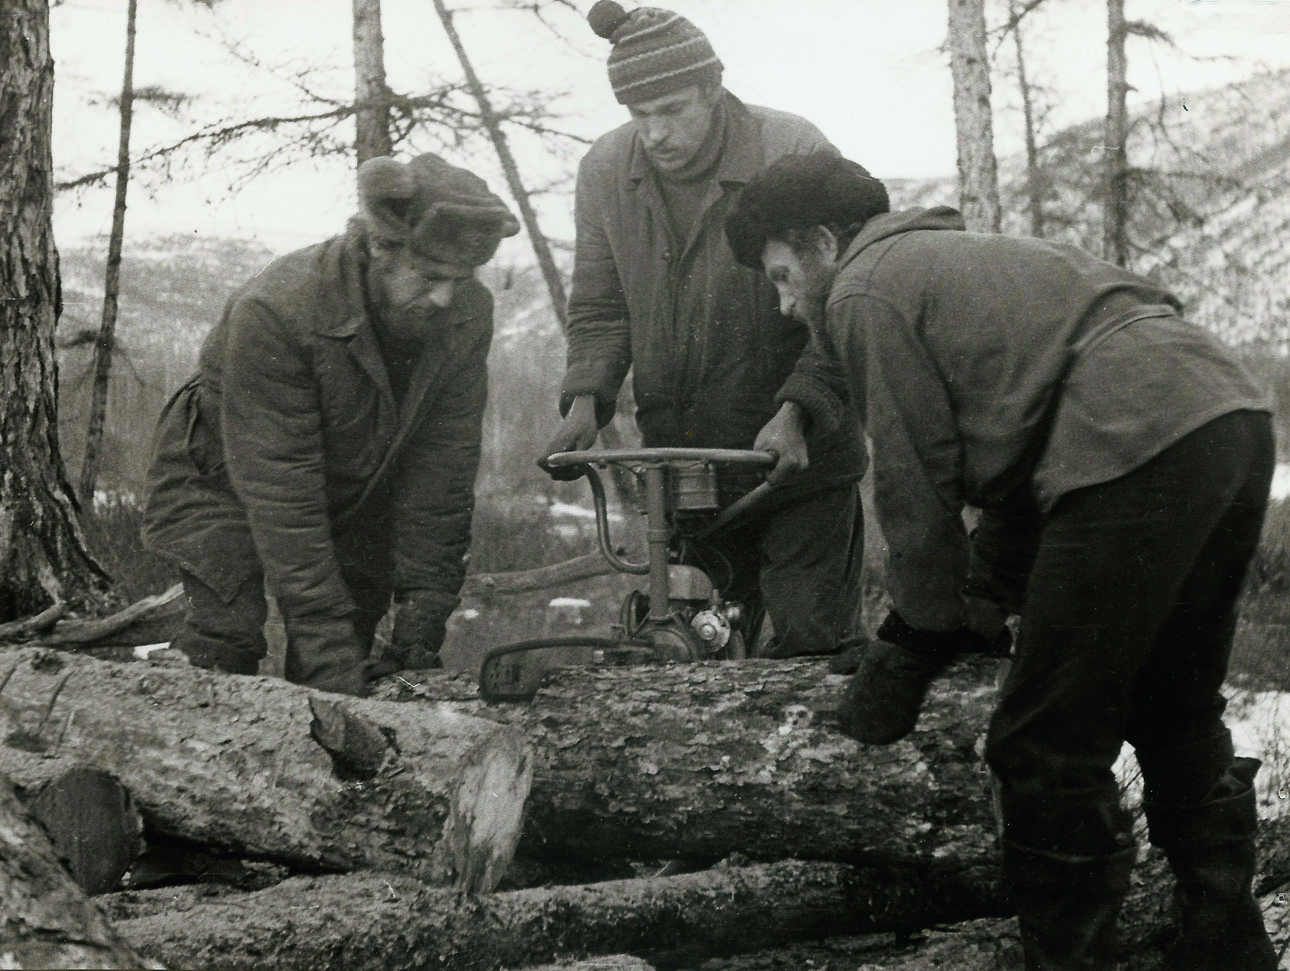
[587,0,723,105]
[356,154,520,268]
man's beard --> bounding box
[376,301,446,347]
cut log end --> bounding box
[449,741,534,892]
[27,765,144,895]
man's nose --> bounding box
[778,290,796,319]
[641,118,668,147]
[426,279,457,309]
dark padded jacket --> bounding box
[143,230,490,633]
[562,91,867,501]
[821,207,1270,630]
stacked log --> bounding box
[0,647,533,890]
[111,857,1009,971]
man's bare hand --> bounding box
[538,395,599,479]
[755,401,809,487]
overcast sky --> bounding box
[50,0,1290,254]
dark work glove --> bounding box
[876,608,1012,658]
[385,590,455,671]
[282,612,370,698]
[537,454,589,482]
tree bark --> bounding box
[112,857,1008,971]
[78,0,137,504]
[0,0,110,623]
[1103,0,1131,265]
[1010,0,1045,237]
[375,656,1004,870]
[0,647,532,890]
[947,0,1002,233]
[0,775,160,970]
[352,0,392,163]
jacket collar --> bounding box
[318,230,376,340]
[626,90,764,190]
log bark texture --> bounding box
[0,647,533,890]
[0,776,160,970]
[112,857,1009,971]
[374,656,1004,869]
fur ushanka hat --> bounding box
[356,154,520,269]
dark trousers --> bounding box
[986,410,1275,856]
[687,483,865,657]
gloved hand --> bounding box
[282,612,370,698]
[837,609,1012,745]
[386,589,455,671]
[538,395,597,481]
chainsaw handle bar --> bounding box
[546,447,777,470]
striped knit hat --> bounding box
[588,1,723,105]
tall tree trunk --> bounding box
[1010,0,1045,237]
[431,0,639,501]
[0,0,110,623]
[352,0,392,163]
[947,0,1002,233]
[78,0,138,504]
[431,0,566,325]
[1103,0,1131,266]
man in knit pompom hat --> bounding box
[539,1,871,660]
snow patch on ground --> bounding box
[1273,463,1290,500]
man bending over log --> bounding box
[724,151,1278,971]
[142,155,519,697]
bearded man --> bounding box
[541,1,869,659]
[143,153,519,697]
[725,150,1277,971]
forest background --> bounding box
[43,0,1290,674]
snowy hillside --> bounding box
[889,70,1290,352]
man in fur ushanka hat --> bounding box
[540,1,871,661]
[143,154,518,697]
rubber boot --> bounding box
[1003,839,1137,970]
[1143,757,1279,971]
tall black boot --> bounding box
[1143,757,1279,971]
[1003,839,1137,970]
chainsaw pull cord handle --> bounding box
[583,464,649,575]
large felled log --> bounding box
[0,776,161,970]
[112,857,1009,971]
[375,656,1004,869]
[0,647,532,889]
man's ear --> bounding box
[816,226,839,262]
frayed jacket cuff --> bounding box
[775,374,845,438]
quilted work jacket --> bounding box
[143,229,490,626]
[562,91,867,502]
